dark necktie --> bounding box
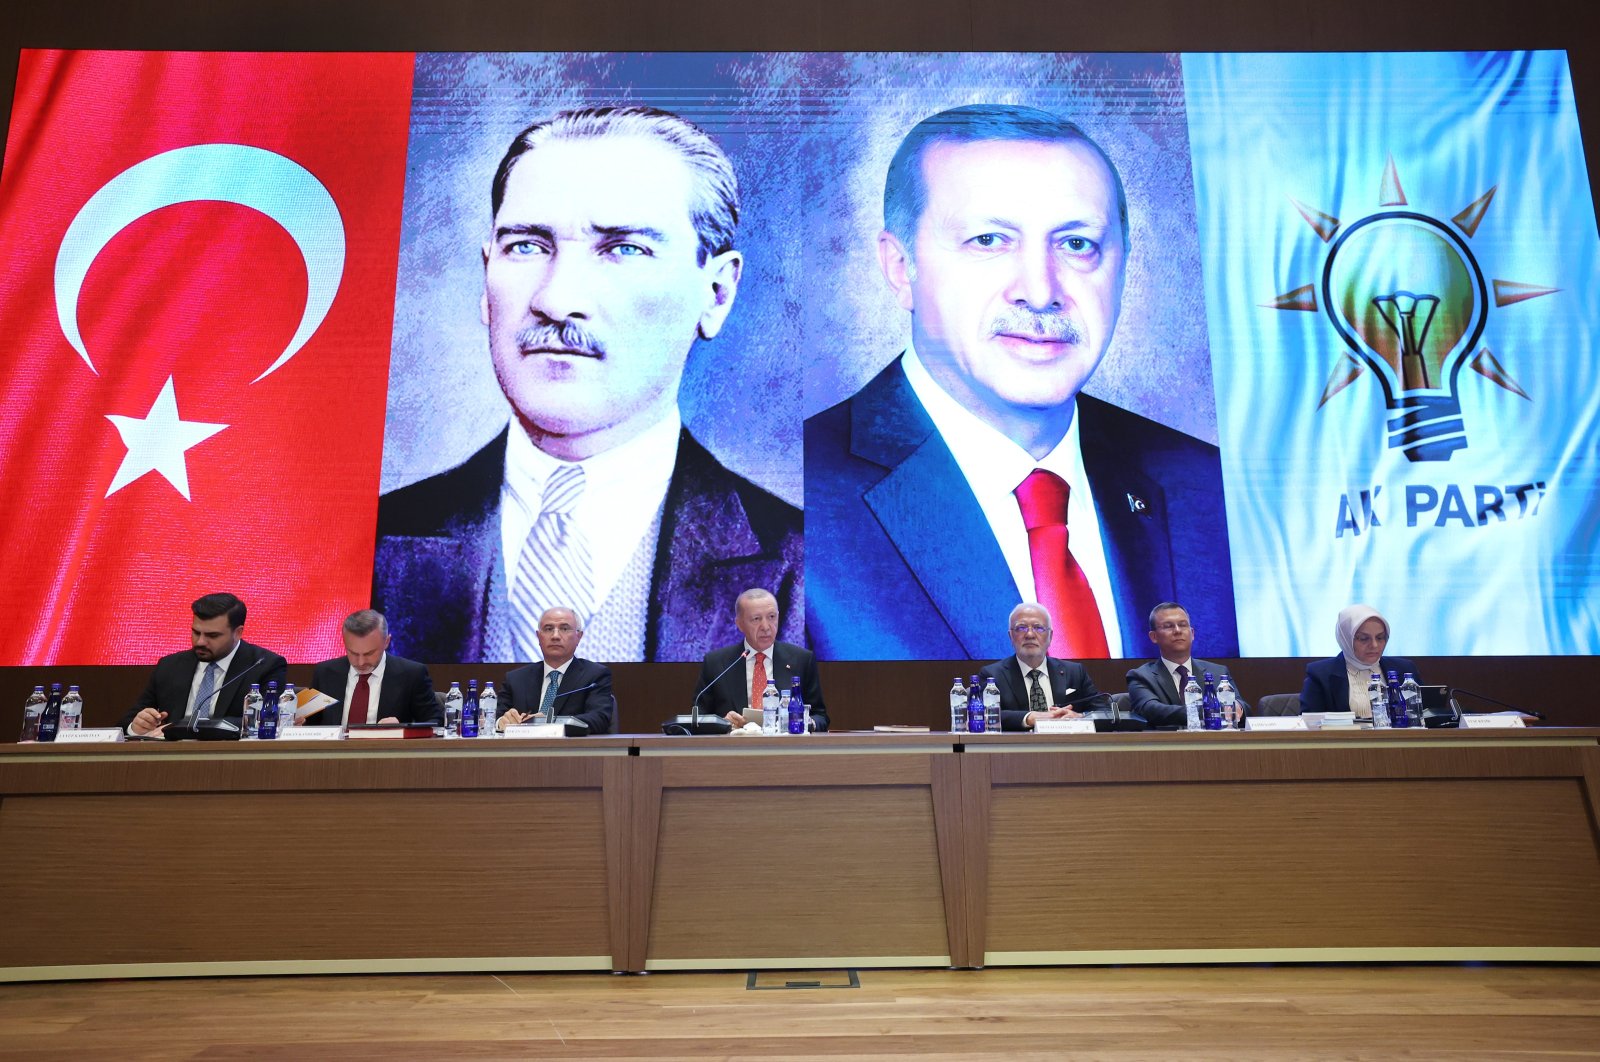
[1175,665,1189,702]
[1028,669,1047,714]
[349,672,371,727]
[1014,469,1110,657]
[540,669,563,718]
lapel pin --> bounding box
[1126,492,1151,516]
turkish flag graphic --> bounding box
[0,51,415,664]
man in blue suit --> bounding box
[804,104,1236,661]
[496,606,617,735]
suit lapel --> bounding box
[1048,660,1076,706]
[650,432,793,660]
[863,437,1018,660]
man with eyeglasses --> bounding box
[978,602,1110,730]
[1126,601,1245,728]
[497,606,617,734]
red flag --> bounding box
[0,50,414,664]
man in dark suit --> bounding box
[121,592,288,738]
[1125,601,1247,728]
[308,609,442,728]
[696,588,828,732]
[804,103,1236,662]
[372,105,800,665]
[978,602,1110,731]
[495,606,616,735]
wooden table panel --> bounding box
[985,775,1600,958]
[645,784,950,965]
[0,788,613,968]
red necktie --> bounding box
[749,652,767,713]
[349,672,371,728]
[1014,468,1110,658]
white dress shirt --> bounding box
[537,658,573,713]
[500,409,680,629]
[343,652,388,725]
[186,641,242,721]
[1162,656,1196,697]
[902,346,1123,656]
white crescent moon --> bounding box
[54,143,346,384]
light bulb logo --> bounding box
[1266,156,1557,461]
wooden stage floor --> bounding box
[1,964,1598,1060]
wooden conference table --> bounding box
[2,727,1599,981]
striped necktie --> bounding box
[510,463,593,662]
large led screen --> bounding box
[0,49,1594,665]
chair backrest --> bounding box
[1255,692,1302,716]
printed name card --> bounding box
[1246,716,1309,731]
[503,723,566,739]
[277,727,345,741]
[1033,719,1096,735]
[52,728,125,743]
[1461,714,1526,728]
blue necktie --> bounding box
[540,669,563,718]
[194,662,221,721]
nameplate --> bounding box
[1246,716,1308,731]
[503,723,566,739]
[1461,714,1526,729]
[276,727,345,741]
[1033,719,1096,734]
[52,728,125,743]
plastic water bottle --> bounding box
[241,684,263,739]
[37,683,63,742]
[1183,675,1203,730]
[967,675,984,734]
[788,677,805,734]
[761,679,780,734]
[259,681,280,739]
[479,682,498,737]
[1217,674,1239,729]
[983,677,1001,734]
[59,685,84,731]
[278,684,298,732]
[443,681,463,737]
[1386,670,1410,728]
[1367,673,1390,728]
[949,677,967,733]
[18,685,45,742]
[1202,671,1223,730]
[1401,674,1423,725]
[461,680,480,738]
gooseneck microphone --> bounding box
[690,649,751,729]
[1448,687,1547,721]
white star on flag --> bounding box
[103,376,227,500]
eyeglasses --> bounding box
[1154,621,1192,632]
[1011,623,1050,635]
[539,625,580,635]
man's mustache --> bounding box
[516,320,606,358]
[989,308,1084,345]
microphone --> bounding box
[690,649,750,729]
[1448,687,1546,721]
[552,682,597,700]
[175,653,273,729]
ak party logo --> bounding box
[1267,156,1557,462]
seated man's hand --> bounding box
[377,716,400,725]
[1024,706,1080,729]
[129,708,167,736]
[724,709,747,728]
[496,709,530,732]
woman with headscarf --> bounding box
[1299,604,1420,718]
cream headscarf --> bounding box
[1335,604,1389,716]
